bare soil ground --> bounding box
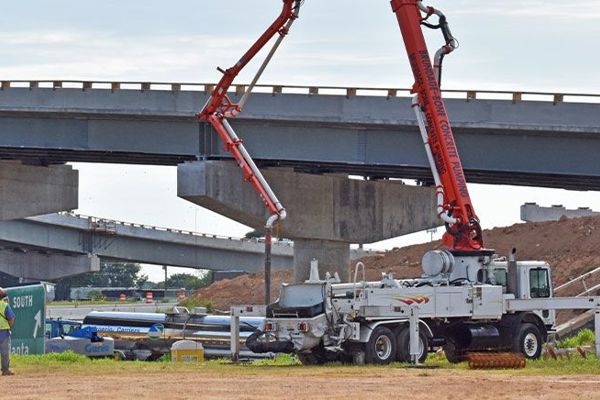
[4,366,600,400]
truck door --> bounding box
[523,266,555,325]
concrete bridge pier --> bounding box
[178,160,440,283]
[0,161,78,220]
[0,160,82,280]
[0,251,100,281]
[292,239,349,283]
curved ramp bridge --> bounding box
[0,212,374,281]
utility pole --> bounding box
[163,265,168,300]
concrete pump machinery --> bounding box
[200,1,600,366]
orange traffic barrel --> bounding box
[119,293,126,302]
[146,291,154,303]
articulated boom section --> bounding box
[391,0,483,252]
[199,0,481,253]
[198,0,302,305]
[198,0,300,121]
[197,0,302,223]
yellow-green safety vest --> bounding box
[0,301,10,331]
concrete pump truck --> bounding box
[199,0,600,367]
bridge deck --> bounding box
[1,82,600,190]
[0,213,373,272]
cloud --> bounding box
[0,29,260,81]
[451,0,600,20]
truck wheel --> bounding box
[297,346,329,365]
[365,326,397,364]
[513,323,542,359]
[443,340,466,364]
[297,352,327,365]
[395,328,428,363]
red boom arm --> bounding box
[199,1,299,121]
[198,0,301,221]
[198,1,302,305]
[390,0,484,252]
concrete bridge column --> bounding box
[178,160,439,283]
[0,161,78,220]
[292,239,349,283]
[0,251,100,281]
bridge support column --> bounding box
[0,251,100,281]
[293,239,349,283]
[178,160,439,283]
[0,161,78,220]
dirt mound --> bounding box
[196,271,292,311]
[362,214,600,285]
[195,215,600,311]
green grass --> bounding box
[523,355,600,374]
[556,329,596,349]
[252,353,301,366]
[9,350,600,377]
[177,297,214,313]
[246,351,600,375]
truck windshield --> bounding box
[529,268,550,298]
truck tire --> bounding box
[297,351,327,365]
[297,345,331,365]
[513,323,542,359]
[395,327,428,363]
[365,326,397,364]
[443,340,466,364]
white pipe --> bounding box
[595,310,600,357]
[411,96,458,225]
[221,118,286,227]
[352,262,366,302]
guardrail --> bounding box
[2,80,600,105]
[554,266,600,295]
[58,211,264,243]
[55,212,379,255]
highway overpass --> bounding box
[0,212,374,280]
[1,81,600,190]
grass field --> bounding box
[9,351,600,375]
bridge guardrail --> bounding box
[2,80,600,105]
[59,211,267,244]
[55,212,379,255]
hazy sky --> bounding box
[2,1,600,281]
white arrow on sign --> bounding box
[33,310,41,339]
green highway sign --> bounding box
[5,284,46,355]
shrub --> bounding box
[178,296,214,313]
[557,328,596,349]
[88,290,105,302]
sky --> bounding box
[2,0,600,281]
